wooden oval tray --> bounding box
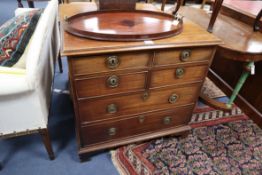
[63,10,183,41]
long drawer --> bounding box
[78,83,201,123]
[154,47,213,66]
[70,52,151,76]
[80,105,194,146]
[75,71,147,98]
[150,64,208,88]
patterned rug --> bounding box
[111,79,255,174]
[111,106,262,175]
[201,77,225,99]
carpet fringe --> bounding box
[111,150,128,175]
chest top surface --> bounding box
[60,2,221,56]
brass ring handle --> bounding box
[169,94,179,104]
[180,50,191,62]
[107,104,117,114]
[138,115,145,124]
[175,68,185,79]
[107,75,119,88]
[108,127,117,136]
[106,56,120,69]
[163,116,172,125]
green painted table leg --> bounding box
[226,61,254,109]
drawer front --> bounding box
[154,47,213,66]
[151,65,208,88]
[81,105,194,145]
[78,84,201,123]
[75,71,147,98]
[71,52,150,76]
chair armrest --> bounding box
[24,0,58,88]
[0,67,26,75]
[15,8,39,16]
[0,68,33,96]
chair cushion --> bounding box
[0,9,42,67]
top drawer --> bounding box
[70,52,151,76]
[154,47,214,66]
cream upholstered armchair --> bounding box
[0,0,60,160]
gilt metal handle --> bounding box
[107,75,119,88]
[180,50,191,62]
[163,116,172,125]
[107,104,117,114]
[108,127,117,136]
[169,94,179,104]
[138,115,145,124]
[175,68,185,79]
[106,56,120,69]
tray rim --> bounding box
[63,9,183,41]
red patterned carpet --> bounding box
[111,106,262,175]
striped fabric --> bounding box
[191,107,243,123]
[190,106,247,128]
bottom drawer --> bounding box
[80,105,194,146]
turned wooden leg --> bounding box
[179,130,190,139]
[39,129,55,160]
[169,0,183,15]
[27,0,35,8]
[58,52,63,73]
[161,0,167,11]
[79,153,92,162]
[201,0,207,9]
[146,0,154,3]
[207,0,224,33]
[17,0,24,7]
[79,151,108,162]
[254,9,262,32]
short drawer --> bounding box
[151,64,208,88]
[75,71,147,98]
[154,47,214,66]
[78,83,201,123]
[80,105,194,145]
[70,52,150,76]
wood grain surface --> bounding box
[70,52,151,76]
[179,6,262,58]
[80,105,194,145]
[61,2,221,158]
[60,3,221,56]
[98,0,136,10]
[77,83,201,123]
[64,10,183,41]
[75,71,147,98]
[178,3,262,127]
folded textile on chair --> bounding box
[0,9,42,67]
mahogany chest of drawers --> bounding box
[60,3,221,160]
